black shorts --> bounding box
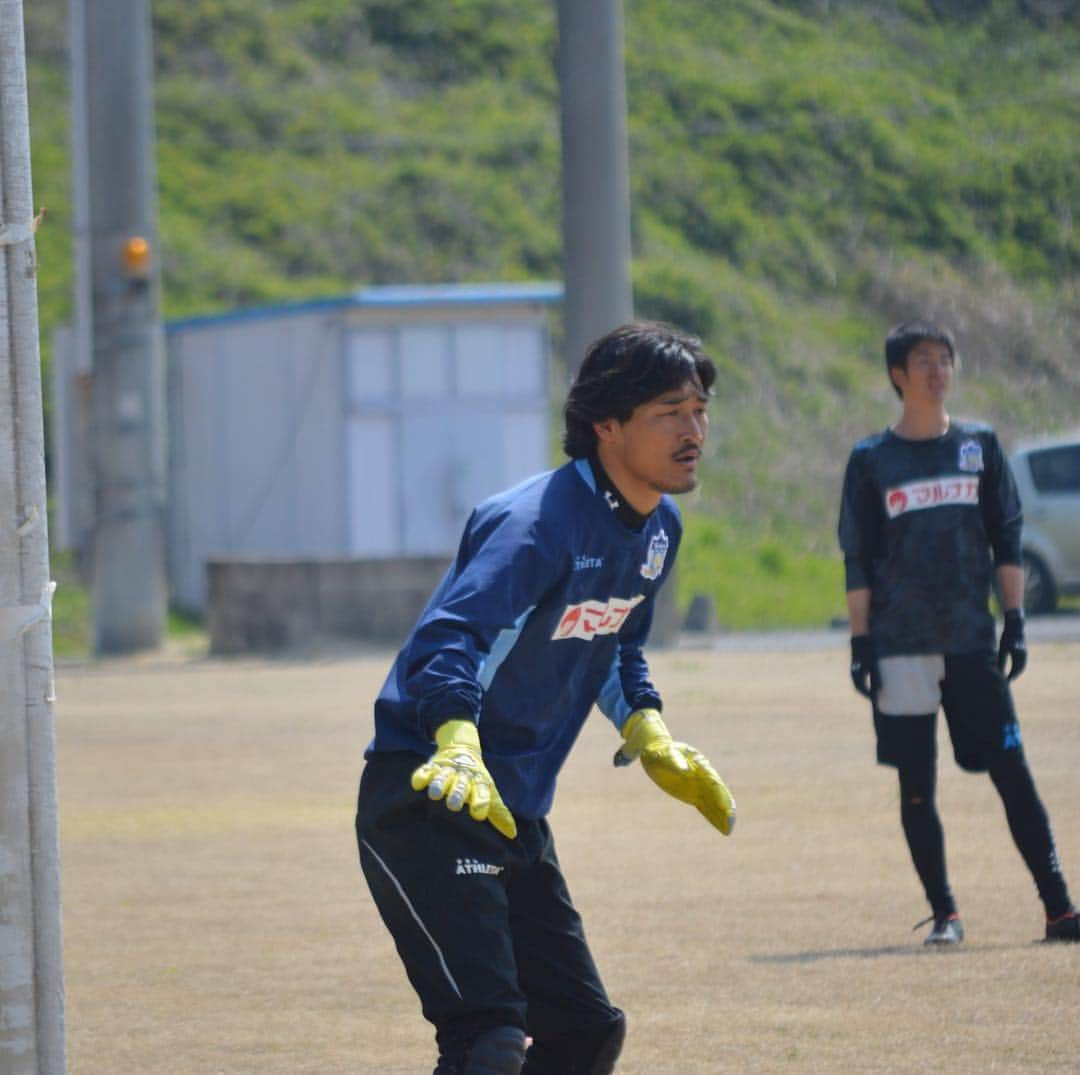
[872,652,1022,772]
[355,752,620,1045]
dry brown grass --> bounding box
[56,639,1080,1074]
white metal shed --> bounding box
[165,282,561,613]
[52,281,562,622]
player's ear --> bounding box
[889,365,905,397]
[593,417,620,444]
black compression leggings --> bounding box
[898,761,954,918]
[898,749,1072,920]
[987,748,1071,919]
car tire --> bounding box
[1022,551,1057,615]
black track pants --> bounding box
[356,753,621,1062]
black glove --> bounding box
[850,634,880,700]
[997,609,1027,681]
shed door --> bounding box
[344,321,548,558]
[345,328,400,556]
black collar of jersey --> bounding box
[588,453,651,532]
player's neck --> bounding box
[593,447,662,516]
[892,403,950,441]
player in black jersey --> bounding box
[838,320,1079,945]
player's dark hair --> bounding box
[885,320,955,398]
[562,321,715,459]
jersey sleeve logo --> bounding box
[640,529,669,581]
[884,476,980,518]
[551,594,646,641]
[958,438,984,473]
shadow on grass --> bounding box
[748,942,1036,964]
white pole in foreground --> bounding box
[0,1,67,1072]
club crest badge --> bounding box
[958,439,984,473]
[640,529,669,581]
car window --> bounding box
[1028,445,1080,494]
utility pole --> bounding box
[554,2,681,641]
[555,0,634,370]
[0,0,67,1071]
[70,0,167,654]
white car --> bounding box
[1010,434,1080,613]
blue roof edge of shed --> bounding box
[165,281,564,334]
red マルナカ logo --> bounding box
[884,476,979,519]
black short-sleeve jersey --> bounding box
[838,421,1022,657]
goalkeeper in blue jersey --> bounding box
[355,322,736,1075]
[839,319,1078,947]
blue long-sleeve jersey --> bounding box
[366,457,680,820]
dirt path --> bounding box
[56,638,1080,1073]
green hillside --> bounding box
[22,0,1080,639]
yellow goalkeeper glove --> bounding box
[411,719,518,840]
[614,709,736,835]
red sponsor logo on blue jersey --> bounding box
[551,594,646,641]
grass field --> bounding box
[55,636,1080,1074]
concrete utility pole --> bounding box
[554,2,683,642]
[70,0,167,653]
[0,1,67,1071]
[555,0,634,370]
